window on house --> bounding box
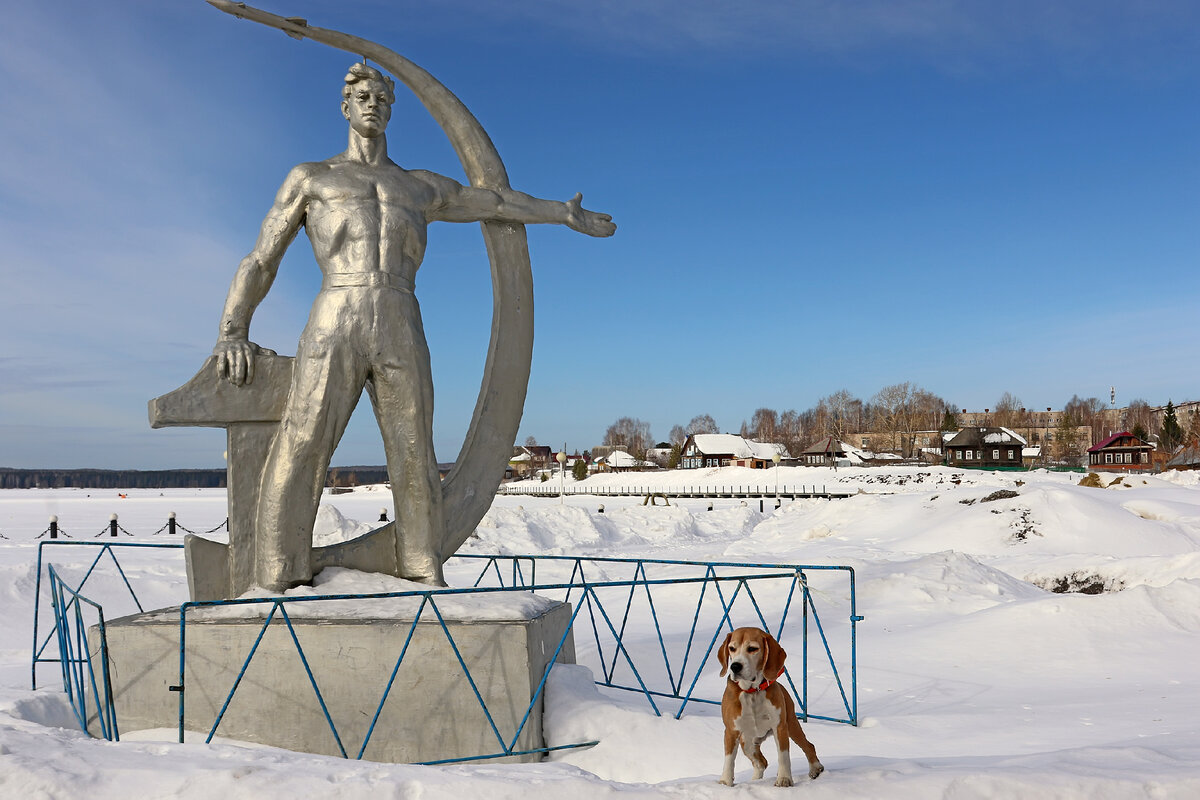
[1105,453,1113,464]
[862,438,869,447]
[1141,452,1149,463]
[966,450,973,460]
[1007,449,1014,459]
[993,449,1000,460]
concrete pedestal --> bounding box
[87,599,574,764]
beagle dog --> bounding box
[717,627,824,787]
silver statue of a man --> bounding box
[213,63,614,592]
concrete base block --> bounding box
[88,599,574,764]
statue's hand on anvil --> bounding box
[565,192,616,238]
[213,337,277,386]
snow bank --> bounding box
[4,465,1200,797]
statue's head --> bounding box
[342,63,396,137]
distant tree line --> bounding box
[587,386,1200,467]
[0,466,392,490]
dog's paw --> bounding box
[718,777,734,787]
[809,762,825,780]
[774,776,794,787]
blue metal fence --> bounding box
[32,540,185,691]
[458,555,861,725]
[33,542,862,765]
[45,564,120,740]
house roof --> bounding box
[802,436,846,455]
[689,434,788,460]
[603,450,643,468]
[1088,431,1151,452]
[945,427,1028,448]
[690,433,753,457]
[1167,442,1200,468]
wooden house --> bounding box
[1167,441,1200,471]
[943,427,1026,468]
[1087,431,1153,471]
[679,434,786,469]
[800,437,850,466]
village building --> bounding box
[679,434,787,469]
[507,444,553,479]
[1087,431,1153,471]
[1166,441,1200,471]
[593,450,650,473]
[800,437,851,466]
[943,427,1027,468]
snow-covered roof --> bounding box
[690,434,788,460]
[509,452,531,463]
[983,427,1028,446]
[690,433,754,457]
[604,450,642,468]
[747,440,789,460]
[946,427,1027,447]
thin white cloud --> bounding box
[438,0,1200,75]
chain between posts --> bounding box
[23,515,227,540]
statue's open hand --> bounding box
[566,192,616,238]
[213,339,273,386]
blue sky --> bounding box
[1,0,1197,469]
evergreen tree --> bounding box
[667,442,682,469]
[1131,422,1149,442]
[1160,400,1184,450]
[572,457,588,481]
[940,409,959,432]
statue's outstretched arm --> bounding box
[426,175,615,237]
[214,166,309,385]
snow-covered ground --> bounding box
[2,465,1199,797]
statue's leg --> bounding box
[367,292,445,585]
[256,310,366,592]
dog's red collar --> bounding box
[737,668,785,693]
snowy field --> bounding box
[2,465,1200,798]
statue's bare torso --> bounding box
[300,159,444,283]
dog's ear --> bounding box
[717,631,732,676]
[762,630,787,679]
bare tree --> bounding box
[748,408,779,441]
[1054,413,1084,463]
[802,403,830,442]
[778,409,804,457]
[821,390,860,442]
[686,414,719,435]
[992,392,1022,429]
[1124,398,1153,440]
[604,417,653,460]
[1064,395,1107,443]
[524,435,538,448]
[1186,408,1200,445]
[668,424,687,446]
[872,382,949,457]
